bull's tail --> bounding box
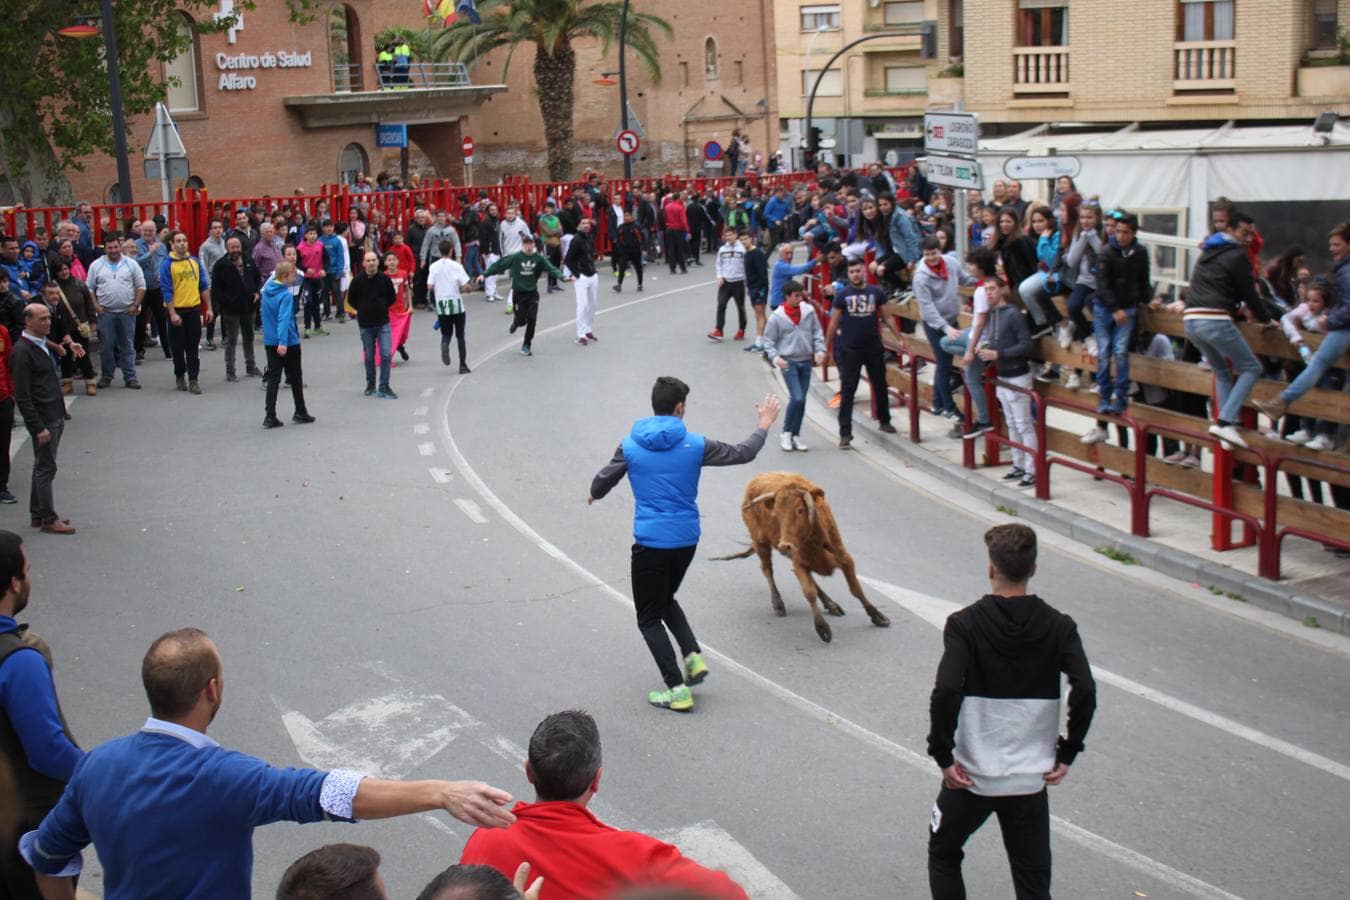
[710,544,757,561]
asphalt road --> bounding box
[14,260,1349,898]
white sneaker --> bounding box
[780,432,794,451]
[1084,336,1098,357]
[1305,434,1334,451]
[1163,450,1188,464]
[1088,382,1101,395]
[1065,372,1082,391]
[1286,429,1312,445]
[1180,454,1201,469]
[1080,426,1107,445]
[1057,322,1074,350]
[1209,423,1247,449]
[792,434,809,452]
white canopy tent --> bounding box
[976,121,1350,239]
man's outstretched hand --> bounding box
[757,394,782,430]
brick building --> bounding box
[62,0,502,204]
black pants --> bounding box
[0,397,12,493]
[512,290,540,346]
[616,251,643,288]
[30,417,62,524]
[136,288,170,358]
[439,313,467,363]
[546,244,563,289]
[320,274,341,319]
[1,813,51,900]
[264,345,307,418]
[168,307,202,379]
[221,313,256,376]
[687,230,703,265]
[716,280,747,332]
[631,543,700,688]
[413,265,429,309]
[928,787,1051,900]
[837,344,890,438]
[59,332,95,381]
[664,230,687,273]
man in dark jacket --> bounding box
[927,524,1096,899]
[211,237,262,382]
[347,250,398,399]
[12,303,76,534]
[1093,213,1152,415]
[1182,212,1270,448]
[684,193,710,266]
[405,207,431,309]
[589,378,779,712]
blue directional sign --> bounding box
[376,124,408,148]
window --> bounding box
[802,67,843,96]
[1178,0,1234,42]
[884,66,927,93]
[1310,0,1338,49]
[1019,0,1068,47]
[949,0,964,57]
[704,37,719,80]
[164,15,200,112]
[679,61,689,88]
[734,60,744,86]
[338,143,368,186]
[800,4,841,32]
[884,1,924,25]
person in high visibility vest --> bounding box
[376,44,394,89]
[393,41,411,88]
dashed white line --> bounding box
[453,498,488,524]
[414,406,429,417]
[428,468,453,484]
[413,422,430,435]
[417,442,436,457]
[419,387,435,399]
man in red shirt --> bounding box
[460,711,747,900]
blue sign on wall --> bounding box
[376,124,408,148]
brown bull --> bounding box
[717,472,890,642]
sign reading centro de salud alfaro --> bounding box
[215,50,314,91]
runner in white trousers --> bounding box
[566,218,601,345]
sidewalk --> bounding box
[800,365,1350,633]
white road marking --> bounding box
[431,280,1244,900]
[454,498,488,524]
[414,405,429,416]
[420,387,435,399]
[652,822,800,900]
[413,422,430,435]
[417,441,436,456]
[861,576,1350,785]
[428,467,453,484]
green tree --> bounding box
[0,1,317,207]
[431,1,672,181]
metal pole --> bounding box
[101,0,133,205]
[953,101,967,262]
[804,30,918,172]
[158,104,171,218]
[618,0,632,180]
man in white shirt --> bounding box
[427,240,472,374]
[86,235,146,389]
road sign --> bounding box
[923,111,979,157]
[616,129,640,156]
[462,135,475,156]
[1003,155,1081,180]
[376,124,408,148]
[924,153,984,191]
[703,141,723,161]
[143,104,188,158]
[143,158,190,181]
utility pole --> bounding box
[618,0,632,180]
[102,0,133,204]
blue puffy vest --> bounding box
[621,416,707,549]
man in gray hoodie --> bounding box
[912,237,972,423]
[761,280,826,451]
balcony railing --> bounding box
[1173,40,1236,91]
[331,62,471,94]
[1013,47,1070,94]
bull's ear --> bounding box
[811,487,825,500]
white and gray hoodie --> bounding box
[912,251,970,332]
[716,240,746,283]
[761,302,825,364]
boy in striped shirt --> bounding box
[428,240,472,374]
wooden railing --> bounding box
[1174,40,1237,91]
[1013,47,1071,94]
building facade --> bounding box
[459,1,780,182]
[61,1,501,205]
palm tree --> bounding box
[431,1,672,180]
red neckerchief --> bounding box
[931,256,949,281]
[784,303,803,325]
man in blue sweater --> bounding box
[0,531,82,899]
[21,627,517,899]
[589,378,780,712]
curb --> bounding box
[806,379,1348,635]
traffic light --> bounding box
[805,125,824,167]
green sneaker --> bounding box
[648,684,694,712]
[314,326,330,336]
[684,652,708,685]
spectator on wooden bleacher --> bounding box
[943,248,998,440]
[977,274,1037,488]
[1053,199,1106,391]
[1090,212,1151,416]
[1183,211,1273,449]
[1016,205,1064,340]
[913,236,973,427]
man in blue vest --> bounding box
[589,377,780,712]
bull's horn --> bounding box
[743,492,774,509]
[801,489,815,524]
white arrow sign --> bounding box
[923,153,984,191]
[1003,155,1082,180]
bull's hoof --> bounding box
[870,612,891,627]
[814,619,833,642]
[826,604,846,617]
[773,605,787,617]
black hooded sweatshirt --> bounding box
[928,593,1096,797]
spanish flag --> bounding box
[424,0,481,25]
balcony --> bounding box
[1013,47,1070,95]
[1174,40,1236,92]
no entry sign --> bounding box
[616,129,640,156]
[462,135,475,156]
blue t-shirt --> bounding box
[831,282,887,350]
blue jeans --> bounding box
[1282,328,1350,404]
[923,322,959,416]
[1066,283,1095,342]
[1184,317,1263,424]
[360,323,392,388]
[463,242,482,280]
[780,359,813,436]
[1092,300,1134,406]
[98,311,137,383]
[939,329,991,424]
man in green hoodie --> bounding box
[478,235,567,357]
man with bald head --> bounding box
[10,304,74,534]
[22,628,519,899]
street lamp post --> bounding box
[62,1,133,205]
[801,24,829,169]
[617,0,632,180]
